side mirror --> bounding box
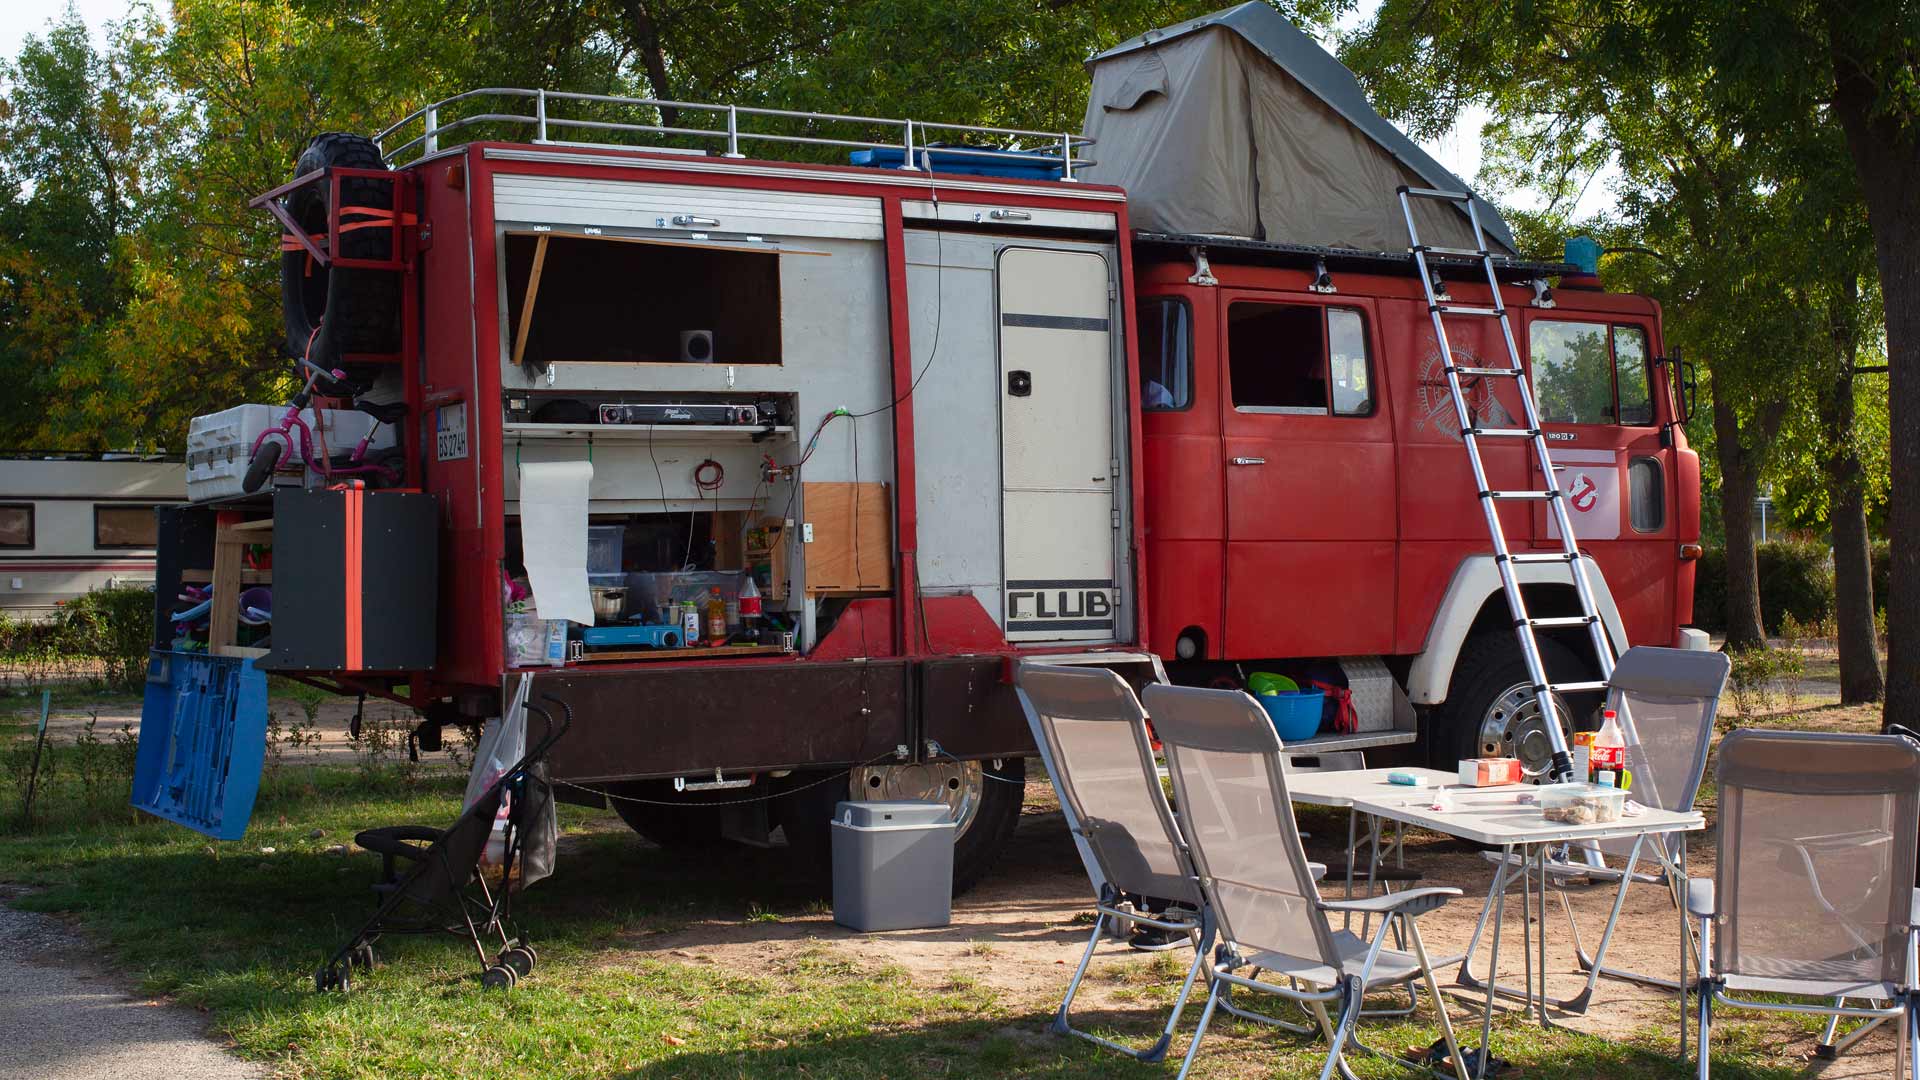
[1659,354,1698,427]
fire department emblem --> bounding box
[1414,339,1515,441]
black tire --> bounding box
[777,757,1026,896]
[279,132,400,383]
[241,439,284,493]
[610,786,727,851]
[500,946,535,978]
[1432,632,1592,770]
[481,964,517,991]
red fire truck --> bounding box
[151,5,1702,891]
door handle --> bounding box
[1231,457,1266,466]
[669,214,720,227]
[989,208,1033,221]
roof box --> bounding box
[1080,2,1516,256]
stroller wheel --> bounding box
[351,944,376,970]
[481,964,518,991]
[500,946,535,978]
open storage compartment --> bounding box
[504,233,782,367]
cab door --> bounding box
[1524,316,1676,644]
[1220,292,1397,657]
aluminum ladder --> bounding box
[1397,184,1615,784]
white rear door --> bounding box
[998,247,1118,643]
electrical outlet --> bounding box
[802,523,814,543]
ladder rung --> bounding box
[1414,244,1488,258]
[1400,185,1472,202]
[1481,490,1557,500]
[1525,616,1598,628]
[1432,304,1505,317]
[1506,553,1578,564]
[1463,427,1540,439]
[1548,681,1610,694]
[1450,366,1523,377]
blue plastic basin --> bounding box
[1257,689,1325,742]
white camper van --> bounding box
[0,453,185,618]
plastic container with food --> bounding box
[1538,782,1627,825]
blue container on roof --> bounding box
[131,649,268,841]
[849,146,1065,180]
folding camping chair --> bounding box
[1142,684,1470,1080]
[1471,646,1729,1014]
[1015,663,1213,1063]
[1690,729,1920,1079]
[316,694,571,993]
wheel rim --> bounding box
[848,761,985,840]
[1476,681,1574,776]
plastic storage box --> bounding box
[1538,782,1627,824]
[830,800,956,931]
[132,649,268,840]
[187,405,396,502]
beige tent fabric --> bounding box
[1082,24,1511,255]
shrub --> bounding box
[53,586,154,692]
[1689,542,1836,637]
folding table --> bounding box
[1285,771,1703,1078]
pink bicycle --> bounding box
[241,356,407,493]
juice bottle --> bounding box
[706,588,727,642]
[680,598,701,645]
[1591,708,1625,787]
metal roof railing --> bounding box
[375,88,1096,177]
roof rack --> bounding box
[375,89,1097,177]
[1134,232,1573,281]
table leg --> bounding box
[1537,844,1549,1026]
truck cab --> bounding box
[1133,242,1700,767]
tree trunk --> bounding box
[619,0,678,127]
[1830,39,1920,728]
[1713,391,1769,650]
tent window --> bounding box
[1227,302,1371,415]
[1138,298,1191,411]
[504,234,781,366]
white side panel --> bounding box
[899,200,1118,233]
[492,175,883,240]
[998,247,1117,643]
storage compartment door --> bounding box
[998,248,1117,643]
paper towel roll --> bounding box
[518,459,595,625]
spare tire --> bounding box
[279,132,401,385]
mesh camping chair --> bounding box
[317,695,571,993]
[1142,684,1470,1080]
[1015,663,1212,1063]
[1469,646,1729,1013]
[1689,729,1920,1079]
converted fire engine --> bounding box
[146,4,1702,890]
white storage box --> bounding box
[187,405,395,502]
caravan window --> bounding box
[1227,302,1372,415]
[94,506,158,549]
[0,505,30,548]
[1137,298,1191,410]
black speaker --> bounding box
[680,330,714,363]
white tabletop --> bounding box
[1282,769,1703,846]
[1284,767,1457,808]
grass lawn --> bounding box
[0,758,1844,1080]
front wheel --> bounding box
[1432,632,1595,774]
[242,439,285,493]
[779,757,1025,896]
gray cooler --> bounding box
[830,800,956,931]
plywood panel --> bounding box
[803,482,890,594]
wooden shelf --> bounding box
[182,568,273,584]
[570,643,792,664]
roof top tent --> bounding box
[1079,2,1517,258]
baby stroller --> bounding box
[317,694,571,992]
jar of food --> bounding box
[1538,782,1627,825]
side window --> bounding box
[1629,455,1665,532]
[1530,321,1615,423]
[1137,298,1191,411]
[1614,326,1653,425]
[0,504,31,549]
[1227,302,1372,415]
[94,506,158,549]
[1328,309,1373,416]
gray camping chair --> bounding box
[1143,684,1470,1080]
[1469,646,1729,1013]
[1689,729,1920,1079]
[1015,663,1212,1063]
